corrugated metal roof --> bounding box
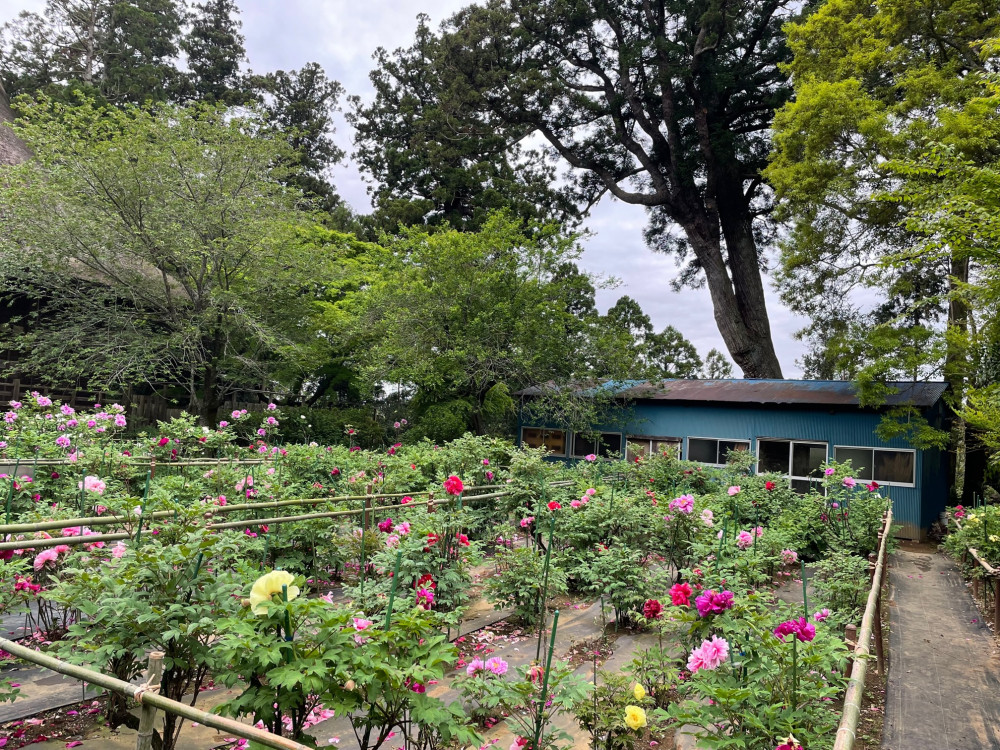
[518,379,948,407]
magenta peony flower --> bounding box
[695,589,735,617]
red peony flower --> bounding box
[765,481,775,491]
[443,475,464,495]
[670,582,693,607]
[547,501,561,511]
[643,598,663,620]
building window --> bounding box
[521,427,567,456]
[687,437,750,466]
[572,432,623,459]
[757,438,828,493]
[626,436,682,461]
[833,446,915,486]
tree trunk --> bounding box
[685,224,782,379]
[947,252,971,498]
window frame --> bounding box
[626,435,682,461]
[520,426,568,457]
[832,445,917,488]
[571,431,624,460]
[685,436,751,467]
[755,437,829,490]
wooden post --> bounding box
[845,623,857,649]
[135,651,164,750]
[994,575,1000,636]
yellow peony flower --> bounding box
[624,705,647,731]
[249,570,299,616]
[633,683,646,701]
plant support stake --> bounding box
[384,551,402,630]
[536,514,556,662]
[533,609,560,750]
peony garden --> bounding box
[0,395,892,750]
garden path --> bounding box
[882,544,1000,750]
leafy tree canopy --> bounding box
[0,95,334,424]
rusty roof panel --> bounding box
[518,380,948,408]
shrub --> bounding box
[484,546,568,625]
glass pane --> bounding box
[792,442,827,478]
[834,447,873,480]
[758,440,790,474]
[874,450,914,484]
[572,433,599,457]
[599,433,622,458]
[719,440,750,464]
[626,439,649,462]
[543,430,566,455]
[688,438,717,463]
[790,479,813,494]
[522,428,545,450]
[653,439,681,457]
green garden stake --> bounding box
[384,551,403,630]
[533,609,560,750]
[359,500,367,596]
[801,559,809,619]
[5,459,20,525]
[535,515,556,662]
[77,467,86,514]
[184,552,204,603]
[791,637,798,706]
[281,585,293,643]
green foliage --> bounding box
[0,96,326,424]
[667,592,848,749]
[574,671,660,750]
[810,552,871,625]
[484,545,568,625]
[49,524,244,749]
[457,658,590,750]
[356,212,612,437]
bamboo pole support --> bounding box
[135,651,163,750]
[833,509,893,750]
[0,635,311,750]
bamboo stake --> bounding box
[135,651,163,750]
[0,635,312,750]
[832,509,893,750]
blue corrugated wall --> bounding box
[523,401,948,539]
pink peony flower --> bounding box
[669,494,694,514]
[687,635,729,673]
[727,486,740,496]
[485,657,508,675]
[781,549,798,565]
[520,516,534,528]
[584,453,597,461]
[736,530,753,549]
[700,508,714,527]
[813,608,831,622]
[824,467,835,476]
[33,548,60,571]
[466,658,485,676]
[695,589,735,617]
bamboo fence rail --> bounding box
[832,508,893,750]
[0,481,568,551]
[0,637,312,750]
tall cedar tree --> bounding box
[251,63,344,211]
[349,14,581,233]
[178,0,248,104]
[357,0,805,377]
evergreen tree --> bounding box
[100,0,184,103]
[179,0,248,104]
[251,62,344,211]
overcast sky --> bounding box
[4,0,808,376]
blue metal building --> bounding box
[516,379,951,540]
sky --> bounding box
[4,0,808,376]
